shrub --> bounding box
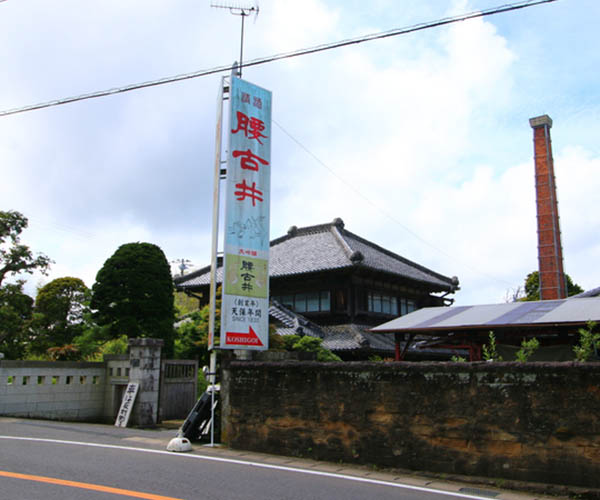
[515,337,539,362]
[482,331,503,361]
[573,321,600,362]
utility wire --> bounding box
[273,119,516,287]
[0,0,557,118]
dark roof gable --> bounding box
[175,218,459,292]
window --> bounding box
[306,292,320,312]
[400,298,416,316]
[279,295,294,309]
[367,291,398,315]
[274,291,330,313]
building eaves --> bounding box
[339,229,457,290]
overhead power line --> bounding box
[273,119,516,287]
[0,0,557,118]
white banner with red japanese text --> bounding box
[221,77,271,350]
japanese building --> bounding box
[175,218,459,359]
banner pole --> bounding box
[207,75,227,447]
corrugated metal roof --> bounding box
[372,297,600,333]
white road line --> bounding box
[0,435,494,500]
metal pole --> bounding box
[207,76,227,447]
[239,13,245,77]
[208,77,225,352]
[209,352,216,446]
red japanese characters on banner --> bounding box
[234,179,263,206]
[232,149,269,172]
[231,111,268,144]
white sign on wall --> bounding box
[114,382,139,428]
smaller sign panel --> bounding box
[114,382,139,428]
[225,254,268,298]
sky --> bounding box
[1,0,598,307]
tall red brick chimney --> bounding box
[529,115,567,300]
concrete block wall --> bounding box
[222,360,600,489]
[0,361,106,421]
[0,341,185,427]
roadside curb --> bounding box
[182,442,595,500]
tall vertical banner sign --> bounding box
[221,77,272,350]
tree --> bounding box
[91,242,175,357]
[173,287,220,365]
[174,291,200,317]
[0,210,51,287]
[0,210,51,358]
[28,277,91,355]
[522,271,584,301]
[0,283,33,359]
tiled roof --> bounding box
[268,301,395,354]
[269,300,324,338]
[320,324,397,353]
[175,218,458,292]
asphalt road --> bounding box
[0,418,543,500]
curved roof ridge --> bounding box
[330,223,355,261]
[269,220,338,247]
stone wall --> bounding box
[128,338,163,426]
[221,360,600,488]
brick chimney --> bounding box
[529,115,567,300]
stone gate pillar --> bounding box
[128,338,163,426]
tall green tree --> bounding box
[522,270,584,301]
[0,283,33,359]
[28,277,91,355]
[0,210,51,358]
[91,242,175,357]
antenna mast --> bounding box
[211,2,259,78]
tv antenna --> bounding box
[211,2,259,77]
[171,258,193,277]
